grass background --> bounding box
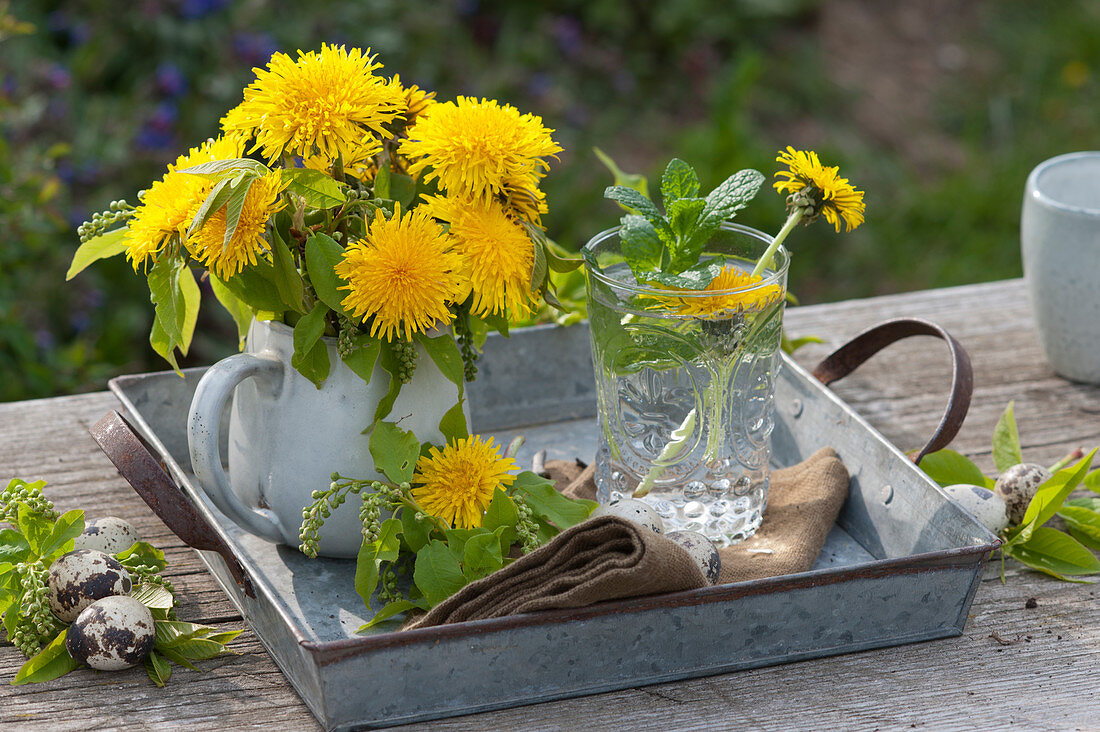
[2,0,1098,400]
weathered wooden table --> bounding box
[2,279,1098,730]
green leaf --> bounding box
[16,503,50,555]
[1003,526,1100,579]
[39,509,84,562]
[282,167,347,209]
[593,147,649,198]
[269,226,306,314]
[991,401,1024,473]
[66,227,129,280]
[341,333,381,382]
[483,487,520,531]
[0,528,32,564]
[370,340,404,427]
[667,197,706,243]
[154,620,209,649]
[389,173,416,207]
[619,215,665,274]
[399,507,433,553]
[699,168,765,227]
[413,540,468,607]
[218,260,287,313]
[437,400,469,444]
[148,256,200,360]
[220,176,257,249]
[145,651,172,687]
[12,630,81,685]
[530,239,548,293]
[354,518,402,607]
[660,158,700,206]
[170,637,227,661]
[116,541,168,572]
[1085,469,1100,494]
[1068,526,1100,552]
[291,303,332,388]
[1067,496,1100,511]
[369,422,421,484]
[357,599,427,631]
[1006,449,1097,546]
[918,449,994,489]
[155,647,199,671]
[131,583,175,611]
[177,157,270,179]
[640,258,724,290]
[510,471,596,530]
[782,333,824,355]
[186,178,233,239]
[604,185,663,222]
[305,233,350,316]
[415,333,464,388]
[209,274,253,349]
[374,164,391,199]
[462,531,504,580]
[1057,505,1100,546]
[204,629,244,646]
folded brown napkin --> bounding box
[558,446,849,584]
[406,515,708,629]
[406,447,848,629]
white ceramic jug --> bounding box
[187,318,461,557]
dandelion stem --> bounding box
[751,209,802,278]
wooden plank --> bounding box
[1,279,1097,731]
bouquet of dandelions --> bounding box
[69,43,593,626]
[591,149,866,498]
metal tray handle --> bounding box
[811,317,973,464]
[90,410,256,597]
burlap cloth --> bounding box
[406,447,848,629]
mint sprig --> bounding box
[603,158,764,282]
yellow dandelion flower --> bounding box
[648,265,784,319]
[424,194,536,318]
[222,43,406,164]
[398,96,561,201]
[186,173,286,280]
[412,436,518,529]
[124,136,244,270]
[335,205,467,341]
[387,73,436,127]
[503,175,549,225]
[773,147,865,233]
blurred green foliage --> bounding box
[1,0,1098,399]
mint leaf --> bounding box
[354,518,402,606]
[992,401,1024,473]
[699,168,764,228]
[604,185,663,223]
[642,258,724,290]
[66,227,128,280]
[619,215,665,273]
[667,197,706,243]
[661,158,700,206]
[918,449,994,489]
[413,540,468,607]
[369,422,421,484]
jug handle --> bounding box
[187,352,286,543]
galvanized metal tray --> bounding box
[104,320,999,731]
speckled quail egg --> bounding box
[665,530,721,584]
[943,484,1011,534]
[66,595,155,671]
[994,463,1051,525]
[591,497,664,533]
[48,549,132,623]
[74,516,140,555]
